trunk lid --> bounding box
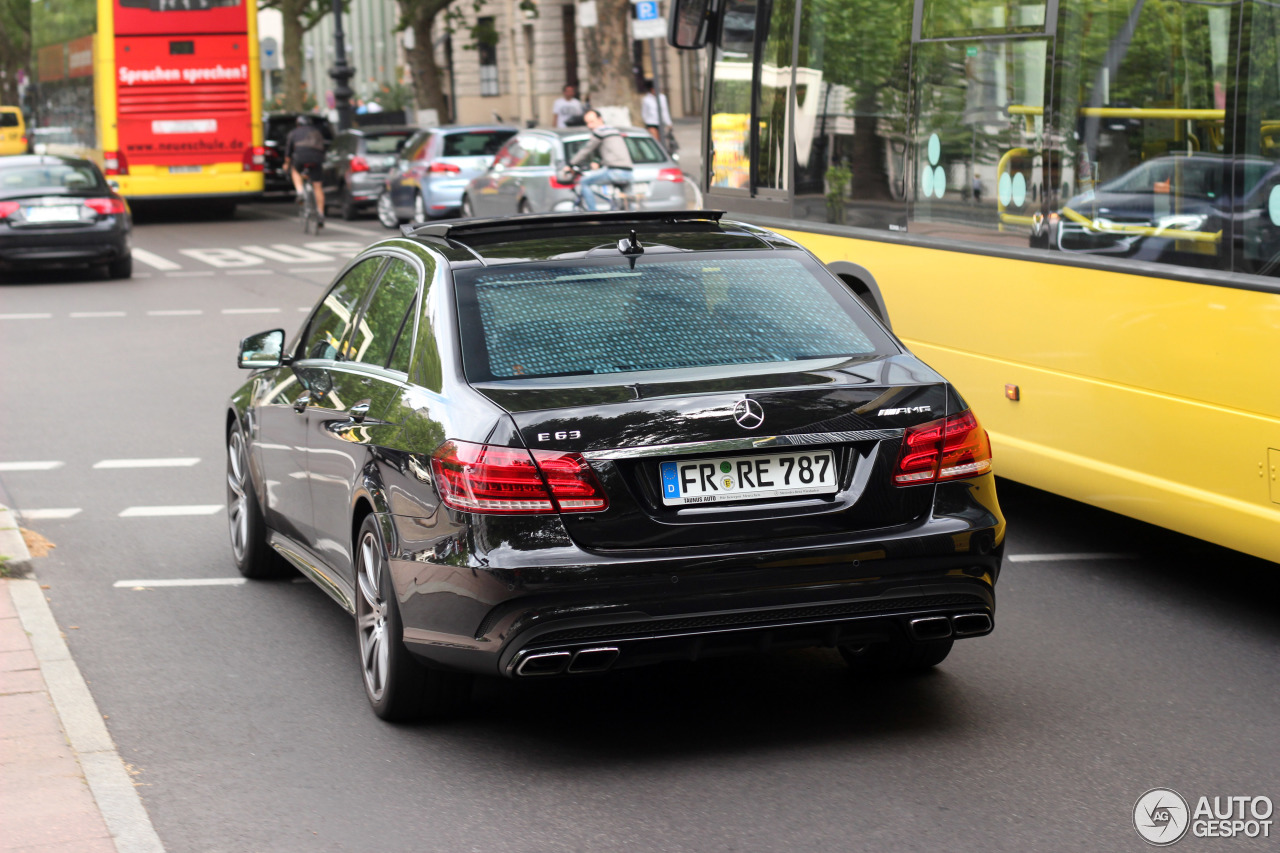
[472,357,951,550]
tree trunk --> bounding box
[582,0,639,119]
[406,4,448,118]
[281,0,306,111]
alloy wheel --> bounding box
[226,431,250,563]
[413,192,427,225]
[377,192,398,229]
[357,530,390,702]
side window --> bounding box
[494,140,524,169]
[624,136,667,164]
[1237,0,1280,277]
[754,0,795,191]
[1051,0,1232,270]
[708,0,757,189]
[298,258,384,361]
[348,258,421,369]
[524,137,553,167]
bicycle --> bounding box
[560,165,640,212]
[299,181,321,234]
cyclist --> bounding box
[284,115,327,230]
[567,109,633,211]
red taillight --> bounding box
[430,440,608,514]
[103,150,128,176]
[657,167,684,183]
[893,410,992,486]
[349,155,370,173]
[242,145,264,172]
[0,201,19,219]
[427,161,461,173]
[84,197,127,216]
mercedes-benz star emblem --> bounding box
[732,398,765,430]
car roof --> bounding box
[0,154,95,169]
[522,127,658,139]
[398,210,801,267]
[425,125,518,134]
[340,125,418,136]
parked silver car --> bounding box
[376,126,517,227]
[460,128,689,216]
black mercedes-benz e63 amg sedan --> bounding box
[226,210,1005,721]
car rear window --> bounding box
[364,133,414,154]
[0,112,19,128]
[564,135,668,165]
[454,255,892,381]
[442,131,514,157]
[0,163,103,193]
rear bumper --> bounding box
[0,223,129,266]
[387,500,1003,677]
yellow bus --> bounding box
[670,0,1280,563]
[32,0,264,210]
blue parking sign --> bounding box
[635,0,659,20]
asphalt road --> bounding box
[2,201,1277,853]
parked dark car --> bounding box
[226,210,1005,721]
[322,125,418,220]
[461,128,688,217]
[0,155,132,278]
[377,125,516,227]
[263,113,334,194]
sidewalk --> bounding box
[1,501,164,853]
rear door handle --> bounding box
[349,400,371,423]
[292,391,311,413]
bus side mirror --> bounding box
[668,0,716,49]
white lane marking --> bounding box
[290,267,337,273]
[93,457,200,469]
[118,505,223,517]
[0,313,53,320]
[166,271,215,278]
[147,309,203,316]
[180,247,264,268]
[303,219,371,236]
[221,307,281,315]
[0,461,64,471]
[113,578,245,588]
[225,269,274,276]
[1006,553,1139,563]
[131,248,182,270]
[70,311,127,318]
[133,272,153,278]
[298,307,311,312]
[304,241,364,257]
[242,244,331,263]
[15,508,82,520]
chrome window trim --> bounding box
[580,429,903,461]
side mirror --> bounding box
[238,329,286,369]
[669,0,716,49]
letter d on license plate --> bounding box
[658,450,837,506]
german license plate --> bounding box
[24,206,80,223]
[169,165,202,174]
[659,450,837,506]
[632,182,651,196]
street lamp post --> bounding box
[329,0,355,131]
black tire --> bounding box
[340,189,357,221]
[839,637,953,675]
[460,195,475,218]
[107,254,132,279]
[226,425,291,579]
[354,514,473,721]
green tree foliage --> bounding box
[0,0,32,105]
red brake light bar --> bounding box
[431,441,608,514]
[349,155,370,173]
[242,145,264,172]
[84,197,127,215]
[893,410,992,486]
[427,161,461,173]
[103,150,128,176]
[0,201,19,220]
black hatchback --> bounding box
[226,211,1005,721]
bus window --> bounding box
[1050,0,1233,271]
[708,0,757,190]
[754,0,795,192]
[1237,0,1280,278]
[792,0,912,228]
[920,0,1049,40]
[908,37,1048,247]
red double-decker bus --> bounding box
[33,0,263,209]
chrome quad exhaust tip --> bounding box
[514,647,621,677]
[908,616,953,641]
[951,612,993,637]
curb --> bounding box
[7,579,167,853]
[0,505,32,579]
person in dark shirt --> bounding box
[284,115,327,227]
